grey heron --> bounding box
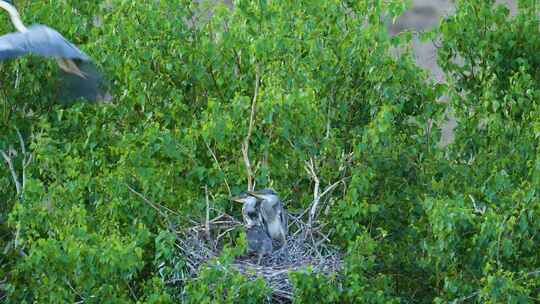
[231,193,273,262]
[231,192,259,229]
[0,0,110,102]
[245,225,273,264]
[247,189,288,246]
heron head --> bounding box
[231,192,257,205]
[247,188,280,206]
[232,192,259,227]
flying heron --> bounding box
[247,189,288,246]
[0,0,110,102]
[231,193,273,263]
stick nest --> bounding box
[172,211,343,302]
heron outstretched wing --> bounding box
[0,28,111,102]
[0,25,89,61]
[57,60,112,103]
[0,1,111,103]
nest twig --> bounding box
[171,203,342,302]
[142,153,346,302]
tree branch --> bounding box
[0,127,33,197]
[0,148,21,196]
[242,64,261,191]
[15,127,31,193]
[304,157,349,230]
[204,185,211,241]
[304,158,320,229]
[126,184,179,219]
[204,140,232,197]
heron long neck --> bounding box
[261,202,277,218]
[0,1,27,32]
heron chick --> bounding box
[247,189,288,246]
[231,192,260,229]
[245,224,273,264]
[231,193,273,263]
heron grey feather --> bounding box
[0,25,90,61]
[0,1,110,102]
[240,194,259,228]
[231,192,274,261]
[246,225,273,255]
[57,60,112,103]
[248,189,288,245]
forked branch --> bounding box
[0,127,32,197]
[304,157,347,230]
[304,158,320,229]
[0,148,21,195]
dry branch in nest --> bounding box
[173,211,342,302]
[152,62,346,300]
[170,167,344,302]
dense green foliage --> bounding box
[424,0,540,302]
[0,0,539,303]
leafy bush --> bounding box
[183,250,271,304]
[291,233,399,303]
[0,0,539,303]
[423,0,540,302]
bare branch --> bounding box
[204,185,211,241]
[0,148,21,195]
[242,64,261,191]
[204,140,232,197]
[127,184,178,219]
[319,180,342,200]
[305,158,349,230]
[451,291,480,304]
[304,158,320,229]
[15,127,26,157]
[0,128,33,198]
[15,127,31,193]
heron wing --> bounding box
[0,25,89,60]
[280,207,288,235]
[0,25,109,102]
[57,60,111,103]
[276,201,288,235]
[259,211,272,238]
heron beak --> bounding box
[230,196,246,203]
[246,191,264,199]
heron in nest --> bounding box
[247,189,288,246]
[0,0,110,102]
[231,193,273,263]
